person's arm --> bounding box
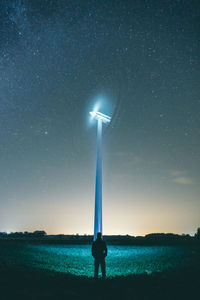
[92,242,95,257]
[104,242,107,257]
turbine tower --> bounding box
[90,110,111,240]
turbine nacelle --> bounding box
[90,111,111,124]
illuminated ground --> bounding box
[0,242,199,299]
[0,243,199,277]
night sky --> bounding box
[0,0,199,236]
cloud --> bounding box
[173,176,194,185]
[171,170,195,185]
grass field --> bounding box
[0,255,200,299]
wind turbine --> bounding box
[90,110,111,240]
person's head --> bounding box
[97,232,102,240]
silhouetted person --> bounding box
[92,232,107,279]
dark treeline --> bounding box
[0,228,200,245]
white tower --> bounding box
[90,111,111,240]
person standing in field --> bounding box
[92,232,107,279]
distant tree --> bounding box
[32,230,47,237]
[181,234,191,240]
[0,232,7,237]
[57,234,65,239]
[9,232,24,238]
[24,231,30,235]
[195,228,200,239]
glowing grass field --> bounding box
[0,243,199,277]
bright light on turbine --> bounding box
[89,111,111,124]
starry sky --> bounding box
[0,0,200,236]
